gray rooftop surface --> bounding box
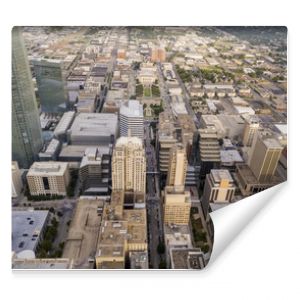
[12,210,49,254]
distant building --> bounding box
[112,137,146,194]
[120,100,144,139]
[12,161,23,198]
[243,115,260,147]
[27,162,70,196]
[151,48,166,62]
[12,27,43,168]
[203,169,236,204]
[33,58,69,113]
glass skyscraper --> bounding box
[33,58,69,113]
[12,27,43,169]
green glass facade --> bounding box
[12,27,43,168]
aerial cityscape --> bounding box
[11,26,287,270]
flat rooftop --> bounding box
[170,248,205,269]
[12,258,70,269]
[129,251,149,269]
[62,198,104,268]
[27,162,68,176]
[96,220,128,258]
[120,100,143,118]
[123,209,147,246]
[12,210,49,254]
[211,169,234,183]
[70,113,118,138]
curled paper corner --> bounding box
[207,181,286,267]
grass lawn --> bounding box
[144,86,151,97]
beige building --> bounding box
[167,144,187,188]
[203,169,236,204]
[95,220,128,269]
[12,161,23,198]
[112,137,146,194]
[124,209,148,252]
[164,186,192,225]
[62,197,105,268]
[199,128,221,163]
[248,132,283,182]
[158,112,178,173]
[236,131,284,196]
[27,162,70,196]
[151,47,166,62]
[243,116,260,147]
[95,190,148,269]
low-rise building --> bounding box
[12,210,49,256]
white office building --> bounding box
[120,100,144,139]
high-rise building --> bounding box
[79,147,111,195]
[27,162,70,196]
[198,128,221,180]
[12,27,43,168]
[33,58,69,113]
[112,137,146,193]
[163,186,191,225]
[12,161,23,198]
[158,112,177,174]
[242,116,260,147]
[203,169,236,204]
[163,143,191,225]
[167,144,187,188]
[120,100,144,139]
[248,131,283,182]
[236,131,284,196]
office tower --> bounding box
[27,162,70,196]
[151,47,166,62]
[12,161,23,198]
[164,143,191,225]
[12,27,43,168]
[236,131,284,196]
[112,137,146,193]
[248,131,283,182]
[163,186,191,225]
[158,111,177,173]
[242,116,260,147]
[79,147,111,195]
[33,58,69,113]
[167,144,187,189]
[203,169,236,204]
[120,100,144,139]
[199,128,221,179]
